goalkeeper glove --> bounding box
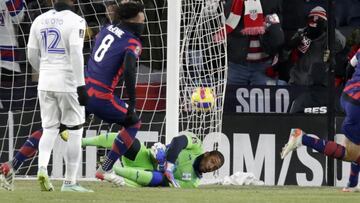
[150,142,166,171]
[164,162,180,188]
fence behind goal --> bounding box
[0,0,227,180]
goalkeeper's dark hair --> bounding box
[114,1,144,22]
[210,150,225,166]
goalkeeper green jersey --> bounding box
[172,134,204,188]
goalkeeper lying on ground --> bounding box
[0,129,224,190]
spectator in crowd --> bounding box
[78,0,107,34]
[0,0,25,108]
[103,1,118,25]
[289,62,330,114]
[332,28,360,88]
[0,0,24,74]
[287,6,346,86]
[26,0,53,22]
[275,0,307,82]
[219,0,286,86]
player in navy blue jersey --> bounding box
[78,0,145,183]
[282,48,360,192]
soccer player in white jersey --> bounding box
[27,0,92,192]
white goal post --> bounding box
[165,0,181,144]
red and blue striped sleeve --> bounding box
[126,38,142,59]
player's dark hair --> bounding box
[115,1,144,22]
[210,150,225,167]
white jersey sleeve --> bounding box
[69,19,86,46]
[69,19,86,86]
[27,18,40,71]
[27,19,39,49]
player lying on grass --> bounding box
[97,131,224,188]
[0,130,224,189]
[281,48,360,192]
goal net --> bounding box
[0,0,227,179]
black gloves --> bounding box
[123,108,139,128]
[345,63,355,82]
[77,85,89,106]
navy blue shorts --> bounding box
[341,95,360,144]
[86,87,128,125]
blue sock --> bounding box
[12,130,42,171]
[348,162,360,187]
[101,122,140,171]
[148,171,166,187]
[302,134,345,159]
[101,151,119,171]
[302,134,326,153]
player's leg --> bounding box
[281,128,347,160]
[339,98,360,191]
[114,140,165,187]
[0,127,68,191]
[12,129,43,171]
[282,96,360,160]
[37,91,60,191]
[113,167,167,187]
[281,128,360,192]
[81,132,118,148]
[343,162,360,192]
[122,139,156,170]
[341,138,360,192]
[281,128,360,161]
[94,134,144,186]
[87,96,141,178]
[1,129,42,173]
[100,120,141,170]
[58,92,92,192]
[282,97,360,192]
[84,133,152,186]
[0,129,43,191]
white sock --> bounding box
[64,128,83,185]
[38,128,58,170]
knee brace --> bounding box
[61,123,84,130]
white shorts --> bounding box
[38,91,85,128]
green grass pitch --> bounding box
[1,181,360,203]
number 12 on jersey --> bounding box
[40,28,65,54]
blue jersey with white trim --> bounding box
[86,24,142,92]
